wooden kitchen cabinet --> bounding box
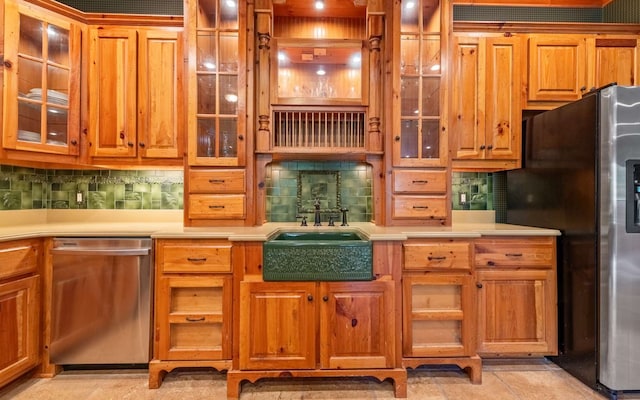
[450,34,521,171]
[239,280,395,370]
[387,0,450,226]
[593,36,640,88]
[185,169,246,223]
[474,237,558,356]
[88,26,183,163]
[401,239,481,384]
[186,0,245,167]
[2,0,81,162]
[149,239,233,389]
[526,34,588,105]
[0,238,41,389]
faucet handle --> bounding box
[339,208,349,226]
[296,215,308,226]
[328,215,337,226]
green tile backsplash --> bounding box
[451,172,494,211]
[0,165,183,211]
[265,161,372,223]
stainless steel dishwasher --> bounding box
[50,238,153,365]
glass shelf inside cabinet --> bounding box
[275,40,364,105]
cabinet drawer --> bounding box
[404,242,471,271]
[393,170,446,194]
[157,240,232,273]
[0,239,40,280]
[189,169,245,193]
[474,238,555,269]
[391,196,447,219]
[188,194,246,220]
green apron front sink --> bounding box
[263,230,373,281]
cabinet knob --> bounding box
[480,145,486,150]
[238,134,244,141]
[3,60,12,68]
[487,145,493,150]
[119,131,125,139]
[394,136,400,142]
[476,283,483,289]
[70,140,78,146]
[307,294,314,302]
[127,142,134,147]
[487,260,495,266]
[139,142,146,148]
[323,295,329,302]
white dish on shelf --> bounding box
[17,130,41,142]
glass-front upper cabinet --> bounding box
[393,0,446,167]
[2,0,81,155]
[274,39,366,105]
[187,0,245,166]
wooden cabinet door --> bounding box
[403,274,474,358]
[485,36,520,160]
[239,282,316,370]
[137,29,184,159]
[156,275,231,360]
[476,269,557,356]
[0,275,40,388]
[451,35,483,161]
[2,0,81,157]
[527,35,588,102]
[320,281,395,369]
[451,35,520,166]
[88,27,138,157]
[594,37,640,88]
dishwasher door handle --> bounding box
[50,248,150,256]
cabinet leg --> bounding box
[464,355,483,385]
[226,372,241,399]
[148,361,167,389]
[393,372,408,398]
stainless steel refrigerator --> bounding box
[505,84,640,398]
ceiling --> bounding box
[273,0,367,18]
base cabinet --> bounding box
[239,280,395,370]
[149,239,233,389]
[474,237,557,356]
[0,238,41,389]
[401,239,481,384]
[0,275,40,389]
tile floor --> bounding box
[1,359,637,400]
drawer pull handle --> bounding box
[186,317,205,322]
[209,205,225,209]
[413,206,429,209]
[487,260,495,266]
[505,253,523,257]
[412,180,429,184]
[187,257,207,262]
[209,179,225,183]
[428,256,447,261]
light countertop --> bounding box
[0,210,560,242]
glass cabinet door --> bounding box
[394,0,444,167]
[3,2,80,155]
[188,0,244,166]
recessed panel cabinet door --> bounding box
[239,282,316,370]
[528,35,587,102]
[320,281,395,369]
[137,29,184,159]
[594,37,640,88]
[88,28,138,157]
[0,275,40,388]
[476,269,557,356]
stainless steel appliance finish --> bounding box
[50,238,153,365]
[506,85,640,397]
